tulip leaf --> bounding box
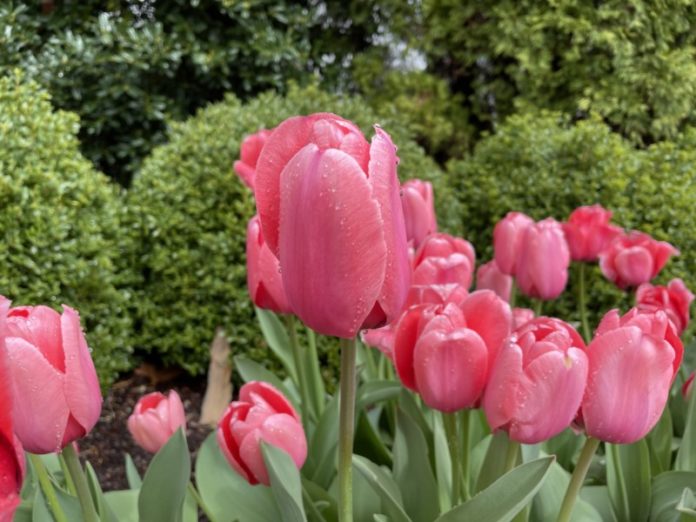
[606,440,651,522]
[676,388,696,472]
[32,486,83,522]
[307,395,340,488]
[261,442,307,522]
[651,471,696,522]
[355,409,392,467]
[85,461,118,522]
[353,455,413,522]
[433,413,452,512]
[195,433,281,521]
[234,355,299,406]
[104,490,139,522]
[357,381,402,410]
[475,431,510,493]
[138,428,190,522]
[542,429,584,470]
[304,327,326,420]
[255,307,298,383]
[648,407,674,475]
[435,456,554,522]
[676,488,696,520]
[301,478,337,522]
[124,454,142,489]
[580,486,617,522]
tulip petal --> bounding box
[240,382,300,421]
[614,247,654,287]
[7,305,64,373]
[393,305,426,391]
[460,290,512,368]
[216,426,253,483]
[259,414,308,470]
[482,342,523,432]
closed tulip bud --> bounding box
[4,301,102,454]
[599,231,679,289]
[401,179,437,249]
[217,382,307,486]
[516,218,570,300]
[581,308,683,444]
[246,215,291,314]
[562,205,623,262]
[255,114,410,338]
[476,260,512,302]
[493,212,534,275]
[127,390,187,454]
[512,307,535,329]
[393,290,511,412]
[233,129,272,190]
[636,279,694,335]
[412,233,476,289]
[483,317,588,443]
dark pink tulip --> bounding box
[493,212,534,275]
[636,278,694,335]
[483,317,588,443]
[582,308,683,444]
[562,205,623,262]
[255,114,410,338]
[599,231,679,289]
[4,302,102,454]
[412,233,476,289]
[217,381,307,486]
[127,390,187,454]
[246,215,291,314]
[234,129,273,190]
[401,179,437,249]
[512,308,535,329]
[516,218,570,300]
[476,260,512,302]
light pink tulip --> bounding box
[516,218,570,300]
[401,179,437,249]
[562,205,623,262]
[217,381,307,486]
[412,233,475,289]
[512,308,535,329]
[4,301,102,454]
[476,260,512,301]
[234,129,273,190]
[483,317,588,443]
[581,308,683,444]
[246,215,291,314]
[127,390,187,454]
[636,278,694,335]
[493,212,534,275]
[255,114,410,338]
[599,231,679,289]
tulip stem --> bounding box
[510,282,517,308]
[459,409,471,501]
[286,315,312,422]
[578,263,592,343]
[30,453,69,522]
[306,326,325,417]
[338,337,358,522]
[188,481,217,522]
[443,412,461,505]
[504,438,520,472]
[58,453,77,495]
[61,444,99,522]
[556,437,601,522]
[534,299,543,316]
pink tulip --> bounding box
[255,114,410,338]
[512,308,535,329]
[127,390,187,454]
[581,308,683,444]
[599,231,679,289]
[217,381,306,486]
[493,212,534,275]
[476,260,512,302]
[393,290,511,412]
[562,205,623,262]
[234,129,273,190]
[4,301,102,454]
[401,179,437,249]
[412,233,476,289]
[516,218,570,300]
[246,215,291,314]
[636,279,694,335]
[483,317,588,443]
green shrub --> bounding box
[128,83,455,376]
[0,71,134,386]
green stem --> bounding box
[459,410,471,501]
[58,453,77,495]
[286,315,312,422]
[188,481,217,522]
[443,413,461,505]
[61,444,98,522]
[302,483,327,522]
[510,281,517,308]
[504,438,520,472]
[556,437,601,522]
[306,327,325,417]
[338,337,358,522]
[30,454,69,522]
[578,263,591,343]
[534,299,543,316]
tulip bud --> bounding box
[127,390,187,453]
[246,215,291,314]
[217,381,307,486]
[233,129,272,190]
[4,301,102,454]
[636,278,694,335]
[412,233,476,289]
[562,205,623,262]
[516,218,570,300]
[493,212,533,275]
[401,179,437,249]
[476,260,512,302]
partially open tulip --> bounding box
[128,390,186,453]
[246,215,291,314]
[636,279,694,335]
[255,114,410,338]
[412,233,476,289]
[217,381,306,486]
[581,308,683,444]
[401,179,437,249]
[476,260,512,302]
[4,301,102,454]
[483,317,588,443]
[516,218,570,300]
[234,129,272,190]
[562,205,623,262]
[393,290,511,412]
[493,212,534,275]
[599,231,679,289]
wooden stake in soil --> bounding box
[200,328,233,426]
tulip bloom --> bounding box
[476,260,512,302]
[246,215,291,314]
[401,179,437,249]
[412,233,476,289]
[581,308,683,444]
[516,218,570,300]
[562,205,623,262]
[483,317,588,443]
[233,129,272,190]
[217,381,306,486]
[636,279,694,335]
[493,212,534,275]
[255,114,410,338]
[599,231,679,289]
[512,308,535,329]
[127,390,187,454]
[393,290,511,412]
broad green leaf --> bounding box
[85,461,118,522]
[606,440,651,522]
[105,490,139,522]
[234,355,299,406]
[475,431,510,493]
[353,455,412,522]
[304,327,326,419]
[125,454,142,489]
[262,443,307,522]
[580,486,617,522]
[676,389,696,472]
[651,472,696,522]
[357,381,402,410]
[433,413,452,512]
[352,462,385,522]
[648,407,674,475]
[302,478,336,522]
[308,395,340,488]
[676,488,696,520]
[398,391,432,443]
[255,307,298,383]
[32,486,83,522]
[542,429,584,470]
[355,410,392,467]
